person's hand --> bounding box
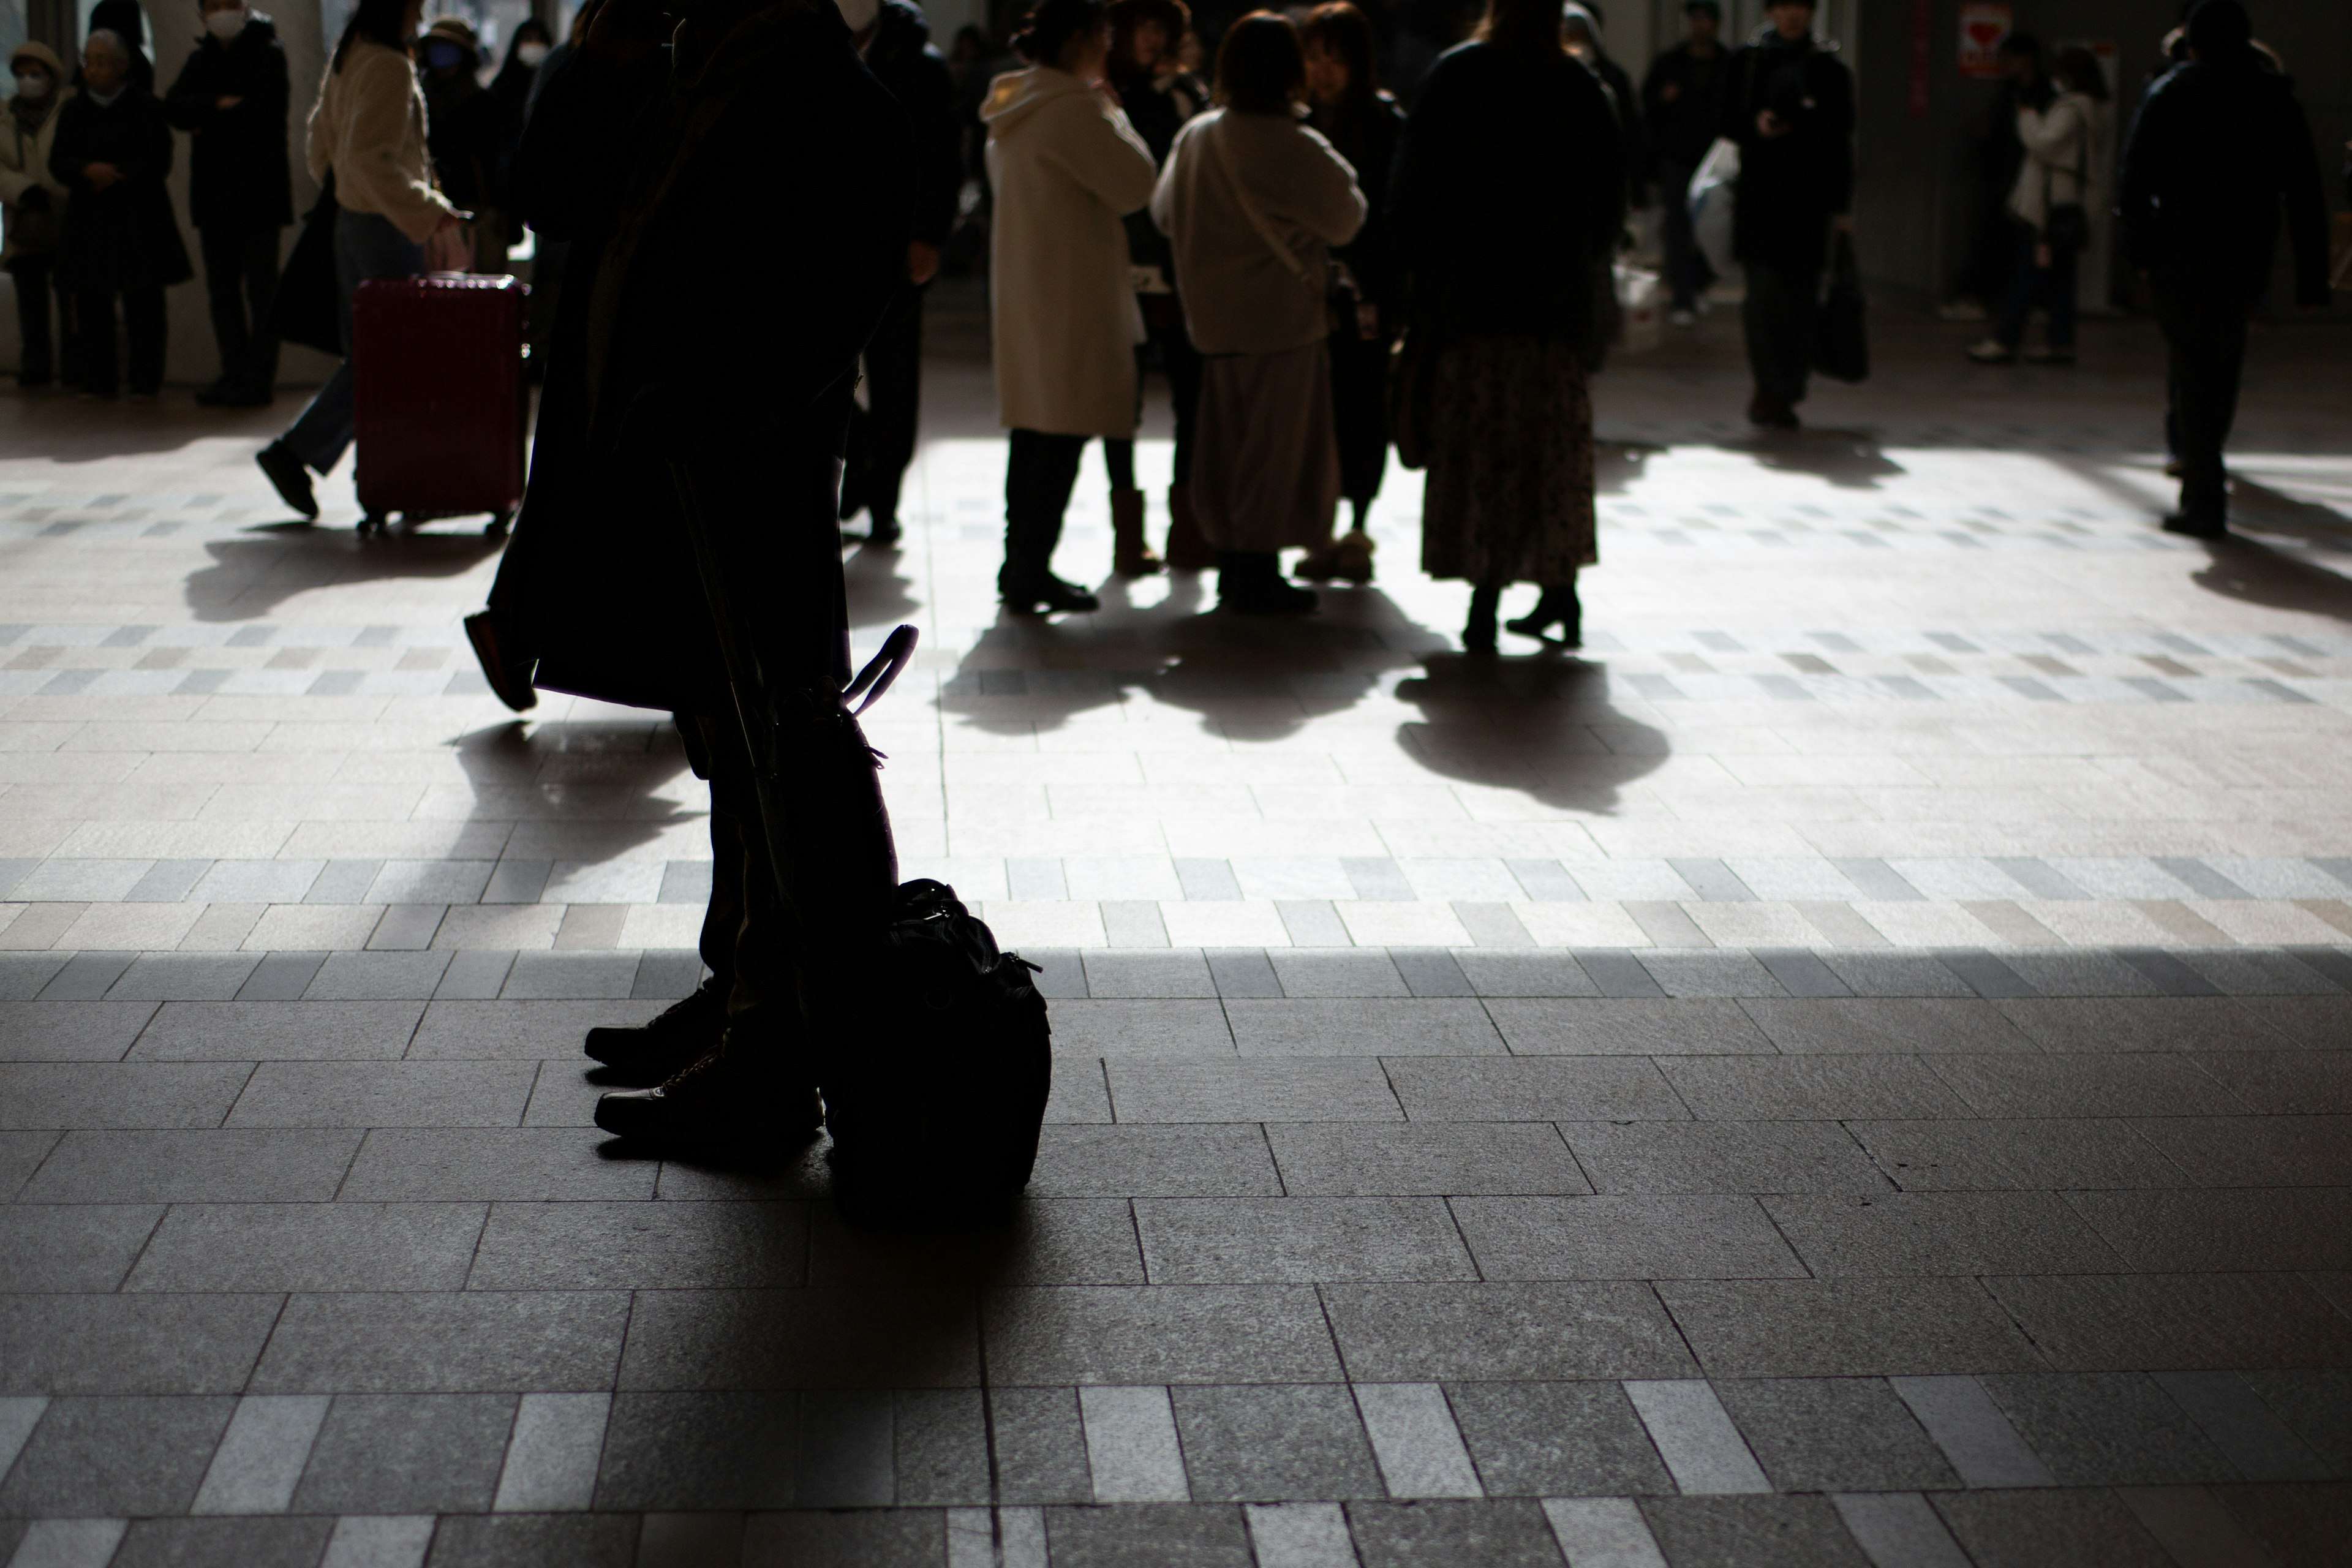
[907,241,941,285]
[83,161,121,189]
[216,94,242,110]
[1756,108,1791,140]
[425,213,472,272]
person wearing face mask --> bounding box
[164,0,293,407]
[2,42,73,390]
[420,18,508,271]
[487,18,552,271]
[49,29,193,400]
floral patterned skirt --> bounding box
[1419,336,1596,586]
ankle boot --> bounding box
[1164,484,1216,571]
[1218,551,1317,615]
[1504,582,1581,646]
[1463,584,1501,654]
[1110,488,1163,576]
[593,1019,824,1154]
[584,979,726,1084]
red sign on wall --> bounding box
[1958,1,2014,78]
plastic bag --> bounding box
[1687,136,1740,277]
[1613,260,1663,355]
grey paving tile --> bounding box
[18,1128,361,1202]
[1657,1279,2049,1378]
[1385,1057,1687,1121]
[1820,952,1977,998]
[0,954,67,1001]
[1751,949,1853,1000]
[988,1385,1093,1504]
[1572,949,1670,998]
[1637,952,1787,999]
[110,1517,336,1568]
[306,951,453,998]
[36,953,138,1001]
[2237,996,2352,1051]
[619,1289,978,1390]
[1929,1489,2175,1568]
[1714,1377,1959,1492]
[1486,997,1771,1056]
[0,1294,281,1394]
[1890,1374,2054,1487]
[0,1394,234,1514]
[1932,949,2039,1000]
[1044,1503,1254,1568]
[2149,1371,2331,1483]
[0,1130,59,1199]
[631,949,705,1001]
[1454,951,1596,998]
[1047,1001,1235,1058]
[1205,949,1281,998]
[1564,1120,1891,1195]
[1994,997,2285,1054]
[225,1060,538,1126]
[1924,1054,2240,1118]
[424,1515,638,1568]
[2065,1188,2352,1272]
[1346,1499,1564,1568]
[0,1001,158,1061]
[1047,1058,1117,1125]
[1978,1373,2236,1486]
[1227,998,1503,1057]
[1267,1122,1589,1196]
[2187,948,2351,998]
[894,1388,990,1505]
[1848,1118,2186,1193]
[189,1392,328,1515]
[1451,1194,1804,1280]
[2211,1481,2352,1568]
[126,1202,487,1291]
[1445,1379,1673,1496]
[339,1126,658,1200]
[1084,951,1217,998]
[1134,1196,1476,1283]
[235,954,325,1001]
[1762,1191,2130,1276]
[806,1199,1142,1288]
[1027,949,1088,999]
[0,1061,255,1129]
[436,951,516,1001]
[1105,1059,1402,1123]
[469,1199,807,1289]
[2003,951,2175,1000]
[1657,1056,1972,1120]
[1320,1281,1696,1381]
[2189,1052,2352,1114]
[250,1291,632,1393]
[0,1204,161,1291]
[130,1000,424,1060]
[1982,1273,2352,1371]
[985,1284,1338,1384]
[594,1390,799,1509]
[1028,1126,1282,1198]
[739,1508,943,1567]
[1270,951,1406,998]
[1171,1384,1384,1502]
[1636,1496,1875,1568]
[105,956,258,1003]
[2241,1370,2352,1475]
[1740,997,2034,1054]
[291,1392,518,1512]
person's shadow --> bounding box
[2189,534,2352,623]
[842,538,925,629]
[1392,653,1670,813]
[183,521,506,622]
[1717,428,1904,489]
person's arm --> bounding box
[1295,124,1366,245]
[2013,97,2081,160]
[2275,94,2330,307]
[341,50,461,239]
[1147,117,1188,235]
[163,49,214,130]
[1817,55,1855,217]
[47,102,90,187]
[1049,92,1158,216]
[2114,82,2165,272]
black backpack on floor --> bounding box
[823,879,1052,1220]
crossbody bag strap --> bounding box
[1206,114,1316,286]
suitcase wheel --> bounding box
[486,510,513,539]
[358,511,391,538]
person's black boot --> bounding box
[1463,583,1501,654]
[255,440,319,521]
[1000,571,1100,615]
[1217,551,1317,614]
[864,512,902,546]
[1505,582,1581,646]
[584,979,727,1084]
[593,1023,824,1155]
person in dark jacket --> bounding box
[51,29,192,399]
[837,0,960,547]
[420,18,508,269]
[470,0,912,1150]
[1940,30,2038,322]
[487,19,551,221]
[1642,0,1725,319]
[1393,0,1624,652]
[1562,2,1643,212]
[1717,0,1851,429]
[164,0,293,405]
[78,0,156,95]
[2119,0,2327,537]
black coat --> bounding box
[423,75,503,213]
[1392,40,1625,349]
[1586,49,1648,206]
[492,6,911,714]
[1109,63,1204,278]
[1641,39,1728,170]
[2119,54,2329,306]
[162,16,293,230]
[1716,28,1852,268]
[49,85,192,292]
[1313,93,1407,320]
[862,0,959,248]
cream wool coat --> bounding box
[2009,90,2110,235]
[306,39,459,243]
[982,65,1158,437]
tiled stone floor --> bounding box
[2,309,2350,1566]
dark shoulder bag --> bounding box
[268,174,345,357]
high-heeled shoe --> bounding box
[1463,584,1500,655]
[1504,583,1581,647]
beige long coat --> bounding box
[982,65,1157,437]
[306,39,459,243]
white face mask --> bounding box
[204,6,247,39]
[515,40,548,66]
[13,69,53,100]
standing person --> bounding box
[981,0,1159,615]
[1718,0,1852,431]
[837,0,960,548]
[165,0,293,407]
[50,31,192,401]
[488,17,551,130]
[420,18,505,271]
[1562,3,1643,213]
[1940,31,2039,322]
[2120,0,2327,538]
[1642,0,1724,323]
[79,0,156,94]
[1967,46,2108,366]
[1294,0,1401,584]
[253,0,466,520]
[2,43,72,390]
[1392,0,1623,650]
[1152,9,1364,614]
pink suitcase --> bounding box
[351,274,528,537]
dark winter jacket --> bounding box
[1109,62,1204,281]
[1393,40,1626,348]
[2119,53,2328,306]
[1583,48,1647,206]
[1312,92,1406,320]
[1641,39,1727,169]
[1716,26,1852,268]
[162,13,292,230]
[862,0,959,248]
[49,83,192,292]
[423,72,503,213]
[494,2,911,714]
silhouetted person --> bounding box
[2,42,72,389]
[420,18,506,268]
[2119,0,2327,537]
[1642,0,1724,320]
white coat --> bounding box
[2009,90,2109,235]
[982,64,1158,437]
[0,77,71,267]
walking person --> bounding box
[1152,9,1364,614]
[1642,0,1725,323]
[1562,3,1644,213]
[1293,0,1401,584]
[981,0,1159,614]
[2120,0,2328,538]
[836,0,961,548]
[2,42,72,390]
[420,19,505,270]
[49,30,191,401]
[1392,0,1624,651]
[253,0,466,520]
[1967,45,2109,367]
[164,0,293,406]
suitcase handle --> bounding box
[843,624,919,715]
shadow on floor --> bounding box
[2229,478,2352,552]
[2190,534,2352,624]
[183,521,507,621]
[447,718,701,865]
[1716,427,1905,489]
[842,538,925,630]
[1595,440,1665,494]
[1392,655,1669,815]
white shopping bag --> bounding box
[1687,135,1740,277]
[1613,261,1663,354]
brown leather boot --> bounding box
[1110,488,1162,576]
[1164,483,1216,571]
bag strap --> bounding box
[1205,114,1316,287]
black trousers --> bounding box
[1329,327,1390,508]
[1103,294,1203,493]
[2151,279,2247,522]
[200,222,282,392]
[7,255,60,385]
[1742,257,1821,405]
[1992,221,2079,353]
[843,280,924,524]
[1656,158,1716,311]
[75,285,167,396]
[1003,428,1087,590]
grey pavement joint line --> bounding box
[944,1508,994,1568]
[1830,1492,1972,1568]
[1245,1502,1359,1568]
[1621,1379,1770,1495]
[318,1514,436,1568]
[1354,1383,1482,1498]
[190,1393,330,1514]
[0,1397,47,1481]
[1076,1385,1188,1502]
[997,1507,1049,1568]
[1888,1375,2056,1487]
[491,1392,611,1511]
[1542,1496,1669,1568]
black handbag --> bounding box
[268,175,344,357]
[1388,314,1436,470]
[1812,230,1868,383]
